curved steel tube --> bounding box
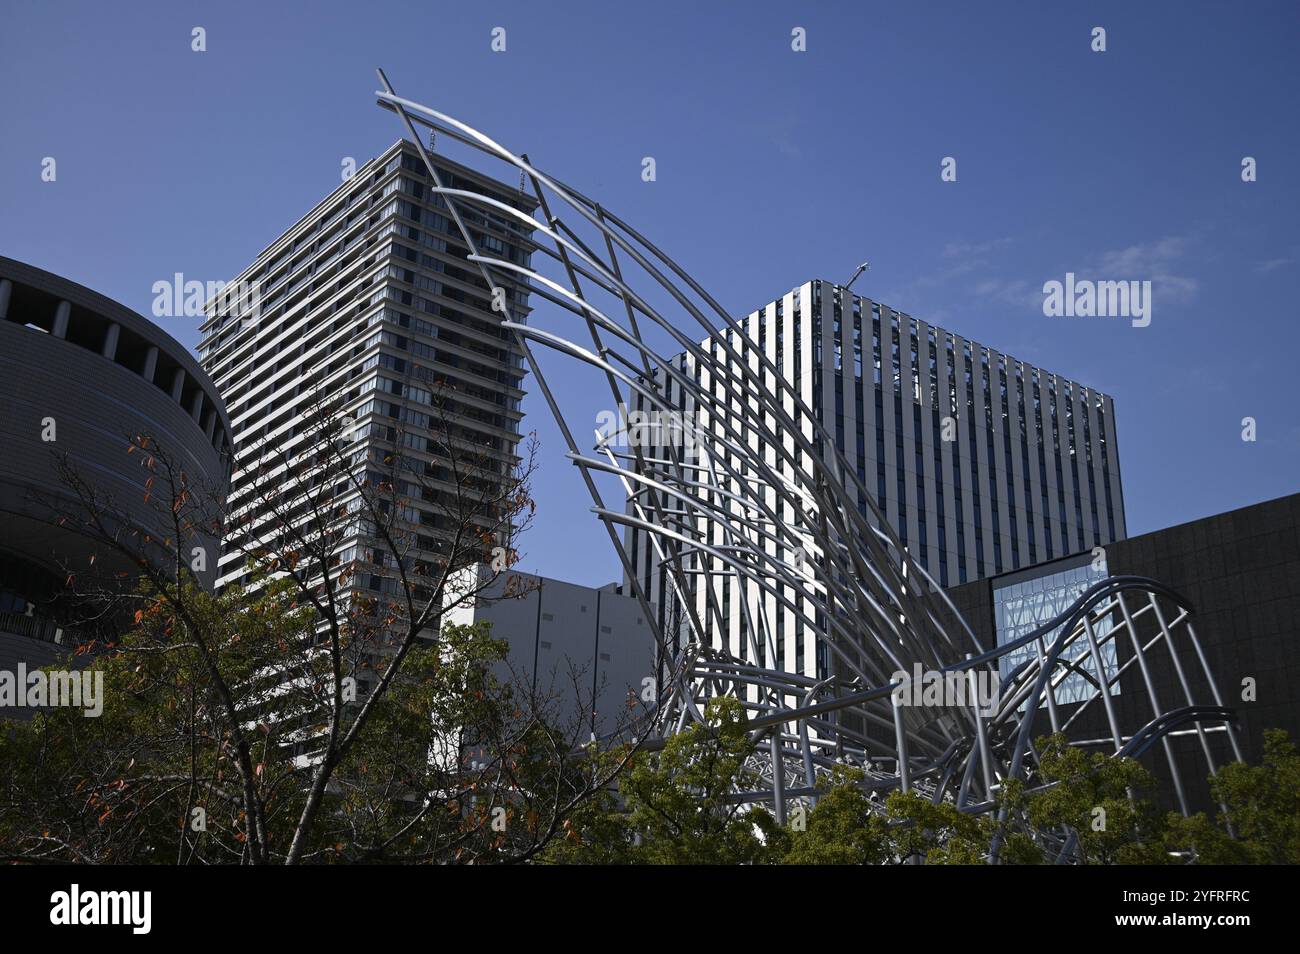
[374,73,1242,862]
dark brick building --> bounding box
[944,492,1300,811]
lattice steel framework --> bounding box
[375,73,1242,860]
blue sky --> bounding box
[3,1,1298,586]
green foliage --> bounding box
[776,770,1036,865]
[777,766,891,864]
[9,580,1296,872]
[0,577,591,864]
[886,789,1000,864]
[547,720,1300,865]
[0,577,316,862]
[548,697,777,865]
[1021,733,1169,865]
[1164,729,1300,864]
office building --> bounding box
[627,278,1126,679]
[943,491,1300,812]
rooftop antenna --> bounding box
[844,260,870,293]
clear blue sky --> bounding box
[3,1,1297,586]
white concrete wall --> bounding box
[448,568,656,739]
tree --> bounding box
[0,569,637,864]
[1,381,647,863]
[1014,733,1169,865]
[774,729,1300,865]
[547,697,777,865]
[548,718,1300,865]
[776,765,891,865]
[1164,728,1300,864]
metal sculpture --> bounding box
[374,72,1241,860]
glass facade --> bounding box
[992,556,1119,707]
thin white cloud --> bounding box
[970,277,1042,312]
[1254,256,1294,273]
[1089,235,1199,305]
[886,233,1202,318]
[1095,235,1188,273]
[941,237,1014,259]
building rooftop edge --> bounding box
[198,138,541,337]
[729,277,1115,401]
[0,255,232,436]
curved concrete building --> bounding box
[0,257,231,675]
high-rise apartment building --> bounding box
[199,140,536,604]
[626,279,1126,679]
